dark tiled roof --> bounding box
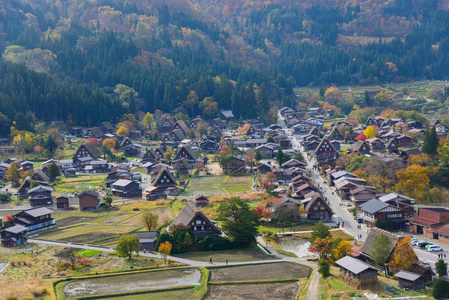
[78,190,99,198]
[335,256,379,274]
[359,199,390,214]
[21,207,53,217]
[394,270,422,281]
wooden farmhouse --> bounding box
[13,207,55,232]
[172,202,222,239]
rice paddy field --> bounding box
[62,268,202,298]
[294,80,449,100]
[186,175,253,196]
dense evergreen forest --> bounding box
[1,0,449,127]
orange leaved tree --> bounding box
[389,236,417,273]
[158,241,172,266]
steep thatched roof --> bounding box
[360,227,401,260]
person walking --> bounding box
[210,258,213,264]
[226,260,228,265]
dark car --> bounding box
[417,241,431,248]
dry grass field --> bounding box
[38,224,138,241]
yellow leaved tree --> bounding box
[389,236,416,273]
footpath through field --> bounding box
[28,238,309,267]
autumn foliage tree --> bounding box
[355,132,367,141]
[363,126,376,139]
[158,241,172,265]
[5,162,20,186]
[331,240,353,263]
[396,165,431,202]
[141,211,159,231]
[102,138,116,149]
[309,236,333,260]
[324,87,343,105]
[389,236,416,273]
[87,137,99,146]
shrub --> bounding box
[433,278,449,299]
[318,259,330,278]
[32,286,48,297]
[155,200,165,205]
[56,261,72,272]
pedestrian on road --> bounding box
[438,253,441,259]
[226,260,228,265]
[210,258,213,264]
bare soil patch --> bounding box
[120,207,172,226]
[56,216,97,227]
[207,282,299,299]
[99,213,132,224]
[209,262,311,282]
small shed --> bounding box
[56,195,70,209]
[78,190,100,211]
[335,256,379,289]
[394,270,426,291]
[133,231,158,251]
[194,195,209,206]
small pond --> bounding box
[278,236,314,258]
[63,268,202,297]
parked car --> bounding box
[428,245,443,252]
[421,261,431,267]
[418,241,431,248]
[412,240,420,246]
[425,244,434,250]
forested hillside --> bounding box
[1,0,449,126]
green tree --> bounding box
[371,234,391,272]
[216,197,260,245]
[116,234,141,259]
[255,149,263,162]
[267,136,275,143]
[276,148,285,165]
[104,196,112,208]
[422,126,439,155]
[293,151,305,163]
[318,259,330,277]
[433,278,449,299]
[44,134,58,153]
[47,162,61,182]
[0,194,11,203]
[30,180,39,189]
[436,258,448,277]
[257,83,270,116]
[310,221,331,245]
[5,163,20,186]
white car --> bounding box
[411,240,420,246]
[428,245,443,252]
